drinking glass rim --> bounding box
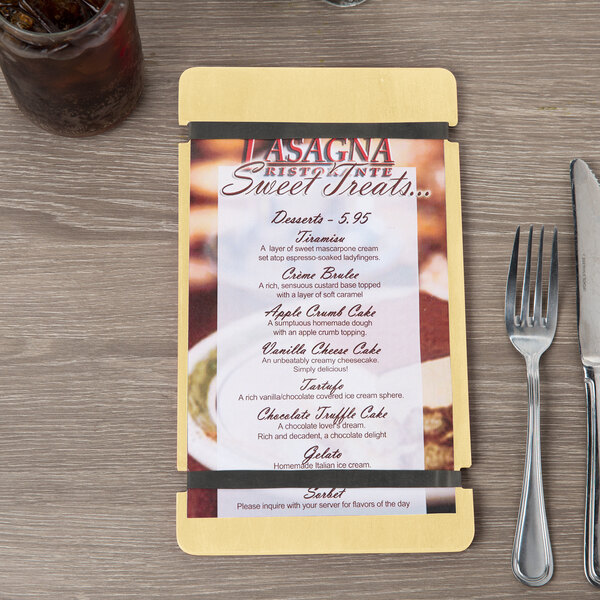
[0,0,113,42]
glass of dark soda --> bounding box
[0,0,143,136]
[322,0,368,5]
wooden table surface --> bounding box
[2,0,600,597]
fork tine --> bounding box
[520,226,534,323]
[505,226,520,327]
[546,227,559,329]
[533,226,545,325]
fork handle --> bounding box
[512,354,554,586]
[583,365,600,586]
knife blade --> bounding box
[571,158,600,586]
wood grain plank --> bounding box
[2,0,600,597]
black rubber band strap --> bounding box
[188,121,448,140]
[188,469,461,489]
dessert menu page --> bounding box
[187,135,455,518]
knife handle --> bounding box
[583,366,600,586]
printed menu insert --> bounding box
[186,129,456,519]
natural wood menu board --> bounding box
[177,67,473,555]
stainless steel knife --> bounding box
[571,158,600,586]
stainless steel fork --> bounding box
[505,225,558,587]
